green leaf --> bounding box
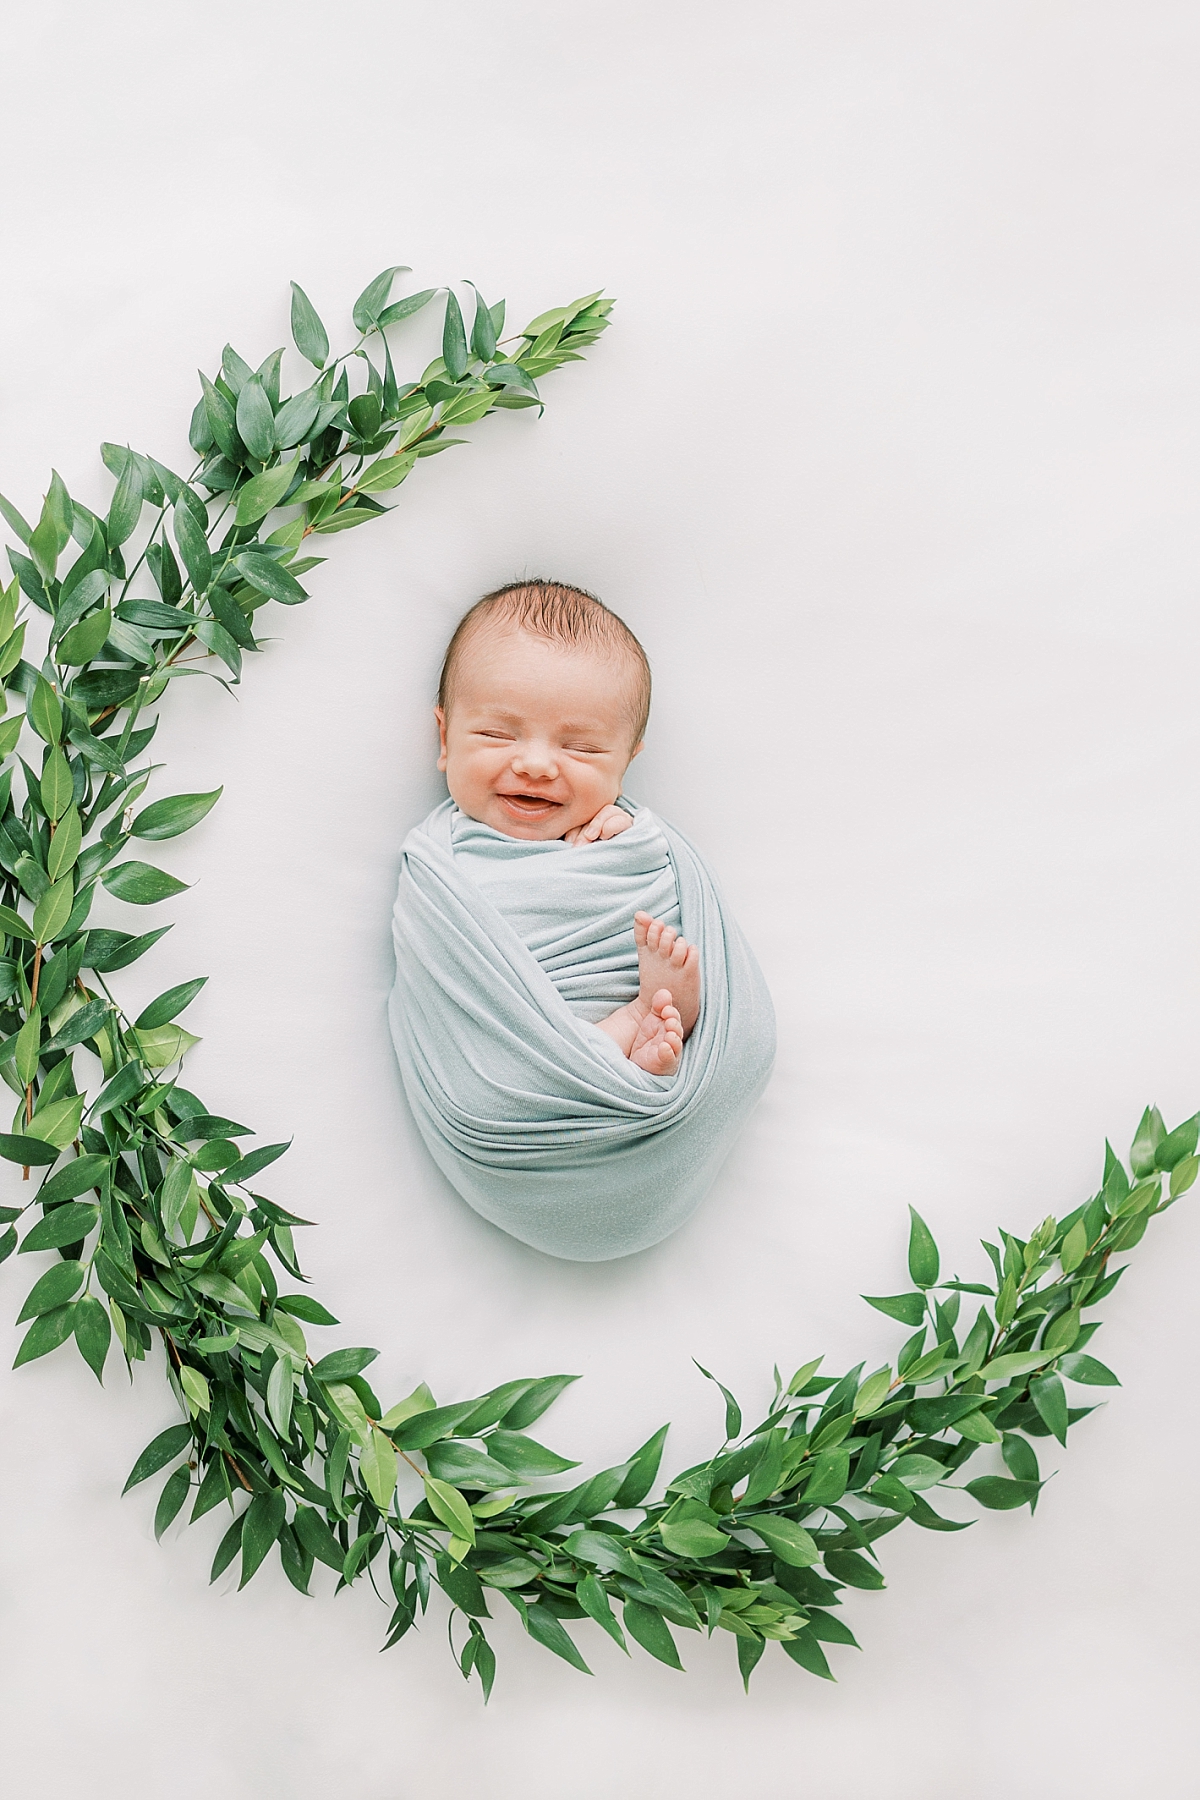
[469,283,497,363]
[486,1429,579,1478]
[46,804,82,881]
[622,1601,682,1671]
[1154,1111,1199,1170]
[498,1373,579,1431]
[135,977,207,1029]
[40,748,73,821]
[210,1511,245,1582]
[1170,1154,1199,1199]
[35,1154,107,1207]
[29,675,63,745]
[1042,1307,1080,1354]
[1058,1352,1120,1386]
[800,1447,850,1506]
[130,788,221,841]
[154,1465,191,1540]
[13,1302,78,1366]
[239,1488,286,1587]
[105,453,143,547]
[954,1408,1002,1445]
[613,1423,670,1508]
[19,1202,98,1251]
[0,488,33,543]
[694,1361,741,1439]
[360,1428,398,1512]
[233,554,307,605]
[29,471,74,581]
[423,1476,476,1545]
[17,1258,85,1321]
[123,1422,193,1492]
[275,1293,337,1327]
[53,566,109,641]
[890,1453,946,1490]
[442,290,469,381]
[73,1293,111,1382]
[355,454,416,495]
[102,862,189,904]
[16,1003,41,1085]
[823,1549,885,1590]
[0,1134,60,1167]
[353,265,411,333]
[85,927,172,973]
[377,288,437,329]
[908,1206,940,1288]
[0,715,24,760]
[33,878,74,945]
[1029,1372,1069,1446]
[853,1365,893,1417]
[273,387,321,450]
[28,1091,85,1150]
[197,371,238,462]
[290,282,329,368]
[129,1024,199,1069]
[577,1571,628,1652]
[159,1157,193,1236]
[235,377,276,463]
[978,1349,1057,1382]
[173,502,212,595]
[1059,1218,1089,1273]
[659,1514,730,1559]
[292,1504,344,1571]
[312,1346,379,1382]
[782,1629,835,1681]
[234,457,301,528]
[964,1476,1039,1511]
[751,1516,820,1567]
[862,1291,926,1327]
[57,607,112,666]
[1129,1105,1164,1178]
[266,1352,295,1438]
[0,903,35,942]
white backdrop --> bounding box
[1,5,1198,1796]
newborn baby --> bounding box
[435,580,699,1074]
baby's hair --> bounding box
[438,578,652,745]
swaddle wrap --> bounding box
[388,799,775,1261]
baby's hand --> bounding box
[563,804,634,846]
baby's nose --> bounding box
[512,742,558,778]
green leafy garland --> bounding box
[0,270,1192,1701]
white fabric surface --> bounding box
[1,5,1198,1798]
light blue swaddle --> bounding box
[388,799,775,1261]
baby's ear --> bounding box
[628,739,645,760]
[435,705,448,771]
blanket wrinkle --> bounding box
[388,799,775,1261]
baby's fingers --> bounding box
[598,808,633,838]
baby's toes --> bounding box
[668,935,690,968]
[657,925,677,958]
[634,912,651,947]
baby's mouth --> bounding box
[497,791,562,817]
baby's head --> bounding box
[436,579,651,840]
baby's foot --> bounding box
[628,989,684,1075]
[634,913,701,1039]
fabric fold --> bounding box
[388,800,775,1261]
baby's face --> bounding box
[437,624,642,839]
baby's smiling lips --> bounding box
[496,790,562,818]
